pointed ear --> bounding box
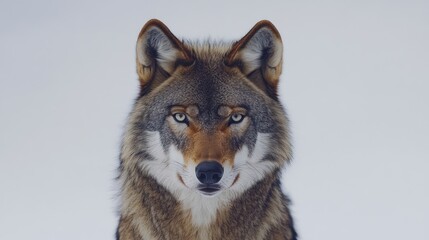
[136,19,193,90]
[226,20,283,97]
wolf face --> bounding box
[120,19,292,227]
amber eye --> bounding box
[229,113,244,124]
[173,113,188,124]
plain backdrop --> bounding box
[1,0,428,239]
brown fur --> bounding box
[117,19,297,240]
[117,170,296,239]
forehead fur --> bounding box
[184,40,233,65]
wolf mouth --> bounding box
[197,184,221,196]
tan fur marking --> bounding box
[231,174,240,186]
[169,105,250,166]
[186,105,199,117]
[171,105,186,113]
[218,106,247,118]
[218,106,232,117]
[183,131,235,165]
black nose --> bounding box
[195,161,224,184]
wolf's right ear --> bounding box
[136,19,193,89]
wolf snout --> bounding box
[195,161,224,184]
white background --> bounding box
[1,0,428,239]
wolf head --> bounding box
[121,19,291,201]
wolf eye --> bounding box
[173,113,188,124]
[229,114,244,124]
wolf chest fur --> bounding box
[117,19,297,240]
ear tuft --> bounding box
[136,19,192,88]
[226,20,283,95]
[137,26,178,73]
[238,27,283,75]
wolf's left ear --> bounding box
[226,20,283,98]
[136,19,193,89]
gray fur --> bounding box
[117,19,296,240]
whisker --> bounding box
[233,162,264,178]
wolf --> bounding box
[116,19,297,240]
